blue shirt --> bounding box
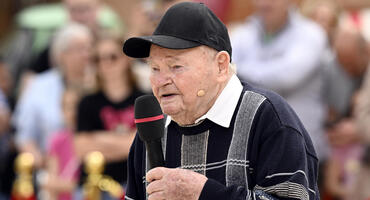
[231,10,328,160]
[13,69,64,152]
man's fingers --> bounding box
[146,180,163,195]
[148,190,165,200]
[146,167,167,182]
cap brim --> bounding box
[123,35,201,58]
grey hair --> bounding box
[202,46,236,74]
[229,62,236,74]
[50,23,92,66]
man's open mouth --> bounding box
[162,93,176,97]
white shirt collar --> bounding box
[165,74,243,128]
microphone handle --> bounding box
[145,139,165,170]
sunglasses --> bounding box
[93,53,120,64]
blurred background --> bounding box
[0,0,370,199]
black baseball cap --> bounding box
[122,2,232,61]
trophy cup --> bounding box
[11,152,35,200]
[83,151,124,200]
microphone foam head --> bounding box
[134,95,165,141]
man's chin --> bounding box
[163,109,180,116]
[161,106,181,117]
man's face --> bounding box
[60,34,93,78]
[334,30,368,77]
[253,0,290,26]
[312,4,337,35]
[65,0,99,29]
[148,45,220,123]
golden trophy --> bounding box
[11,152,35,200]
[83,151,124,200]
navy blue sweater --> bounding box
[125,84,319,200]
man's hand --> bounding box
[327,118,360,147]
[146,167,208,200]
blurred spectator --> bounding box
[125,0,166,93]
[0,58,17,200]
[319,3,370,196]
[325,141,363,200]
[0,90,11,156]
[12,23,94,170]
[325,28,368,121]
[125,0,161,38]
[4,0,122,96]
[339,10,370,47]
[353,67,370,198]
[351,146,370,200]
[353,25,370,167]
[301,0,341,113]
[42,88,81,200]
[355,63,370,143]
[30,0,123,73]
[301,0,340,43]
[337,0,370,10]
[0,62,11,139]
[74,34,144,199]
[323,27,369,200]
[0,84,12,200]
[0,58,15,109]
[300,0,342,123]
[300,2,343,198]
[231,0,328,161]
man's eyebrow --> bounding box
[144,58,151,65]
[164,55,179,60]
[145,59,162,68]
[147,55,181,66]
[145,58,158,67]
[166,55,185,65]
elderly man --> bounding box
[123,2,319,200]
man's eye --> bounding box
[151,67,159,72]
[172,65,183,70]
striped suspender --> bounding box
[226,91,266,188]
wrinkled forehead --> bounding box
[147,45,210,65]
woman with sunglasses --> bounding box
[74,33,145,200]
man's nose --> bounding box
[153,70,173,87]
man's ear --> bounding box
[215,51,230,81]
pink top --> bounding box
[48,130,80,200]
[332,144,364,190]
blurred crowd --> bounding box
[0,0,370,199]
